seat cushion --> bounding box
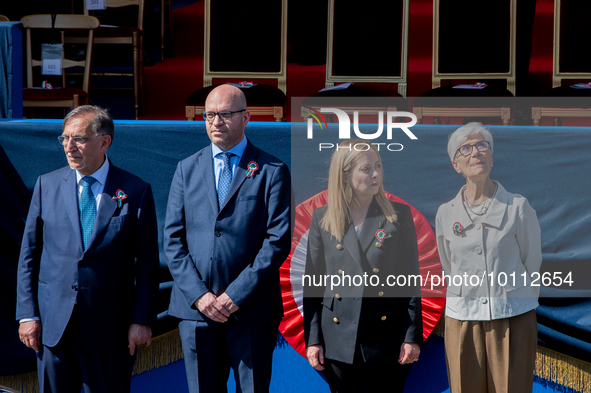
[309,85,402,98]
[23,88,88,101]
[533,85,591,108]
[186,84,286,106]
[414,85,513,108]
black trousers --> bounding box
[323,346,411,393]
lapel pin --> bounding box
[453,222,463,236]
[112,189,127,208]
[375,229,391,248]
[246,161,259,178]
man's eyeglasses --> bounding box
[201,110,246,122]
[456,141,491,157]
[58,135,103,147]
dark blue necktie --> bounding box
[79,176,97,249]
[217,152,233,207]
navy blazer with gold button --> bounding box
[303,198,422,364]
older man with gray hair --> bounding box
[17,105,159,393]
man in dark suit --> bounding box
[16,106,159,393]
[164,85,292,393]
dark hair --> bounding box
[63,105,114,144]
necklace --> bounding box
[463,183,498,216]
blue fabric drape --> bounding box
[0,121,589,375]
[0,143,36,375]
[0,22,23,119]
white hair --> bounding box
[447,122,494,162]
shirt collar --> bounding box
[450,180,508,230]
[211,136,248,159]
[76,154,110,186]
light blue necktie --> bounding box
[79,176,97,249]
[217,152,233,207]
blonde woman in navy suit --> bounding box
[303,139,422,393]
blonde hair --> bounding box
[320,139,397,241]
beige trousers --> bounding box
[444,310,537,393]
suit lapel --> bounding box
[219,140,260,212]
[85,163,121,253]
[61,169,83,254]
[343,221,363,268]
[449,187,474,234]
[199,146,220,214]
[481,181,507,229]
[359,201,385,254]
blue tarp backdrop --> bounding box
[0,22,23,119]
[0,120,590,385]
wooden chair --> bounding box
[185,0,287,121]
[412,0,516,125]
[66,0,145,119]
[326,0,409,96]
[0,15,9,22]
[301,0,409,122]
[532,0,591,126]
[21,14,99,112]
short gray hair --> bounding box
[63,105,114,144]
[447,122,493,162]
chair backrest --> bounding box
[203,0,287,94]
[432,0,517,95]
[552,0,591,87]
[21,14,99,92]
[0,15,9,22]
[325,0,410,97]
[83,0,144,30]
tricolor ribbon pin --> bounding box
[374,229,391,247]
[112,189,127,208]
[246,161,259,178]
[453,222,463,236]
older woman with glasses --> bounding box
[304,139,422,393]
[435,123,542,393]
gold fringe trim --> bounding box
[4,329,590,393]
[0,371,39,393]
[435,316,591,393]
[0,329,184,392]
[133,328,184,375]
[536,346,591,393]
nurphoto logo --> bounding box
[303,107,418,152]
